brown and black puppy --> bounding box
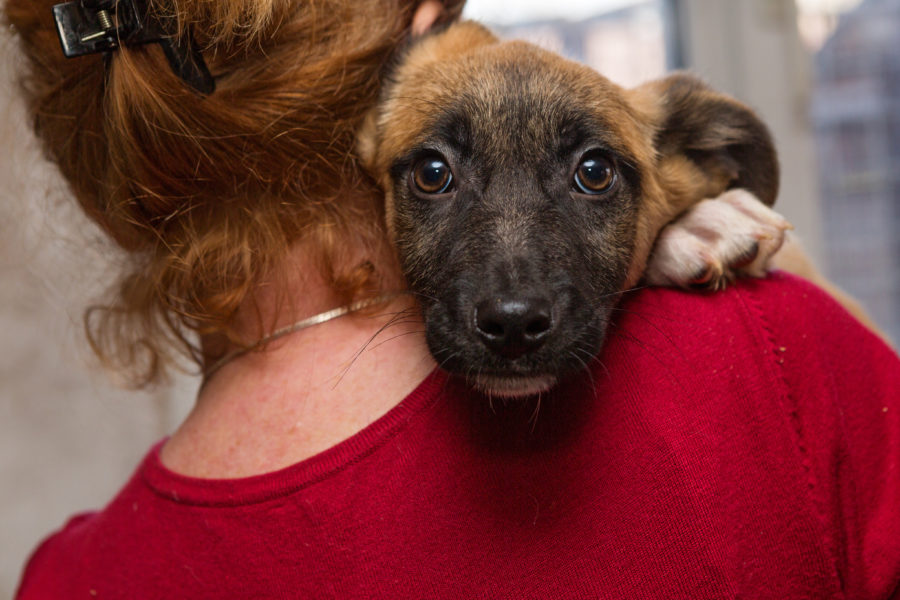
[358,21,786,397]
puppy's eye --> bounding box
[411,157,454,195]
[573,153,616,195]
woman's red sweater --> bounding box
[17,273,900,599]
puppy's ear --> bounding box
[638,73,779,207]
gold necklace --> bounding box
[203,292,403,379]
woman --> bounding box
[9,0,900,597]
[6,0,461,476]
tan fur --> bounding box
[358,21,886,393]
[359,22,773,291]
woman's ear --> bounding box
[633,72,780,206]
[411,1,445,37]
[357,2,452,175]
[356,108,379,172]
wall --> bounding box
[0,34,195,597]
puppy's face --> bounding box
[359,22,777,397]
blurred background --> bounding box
[1,0,897,595]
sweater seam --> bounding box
[734,281,846,598]
[139,376,447,508]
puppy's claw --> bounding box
[688,266,715,287]
[645,189,792,291]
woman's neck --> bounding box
[160,245,435,479]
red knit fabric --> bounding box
[16,273,900,599]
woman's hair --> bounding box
[4,0,463,386]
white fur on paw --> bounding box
[645,189,792,290]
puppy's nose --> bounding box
[474,297,553,359]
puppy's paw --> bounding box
[645,189,792,291]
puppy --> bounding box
[358,21,790,397]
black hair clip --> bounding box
[52,0,215,95]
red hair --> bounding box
[4,0,463,386]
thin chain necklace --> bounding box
[203,292,403,379]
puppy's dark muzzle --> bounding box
[473,296,554,359]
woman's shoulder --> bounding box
[603,272,900,597]
[615,270,895,372]
[15,449,163,598]
[606,270,898,420]
[16,512,94,598]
